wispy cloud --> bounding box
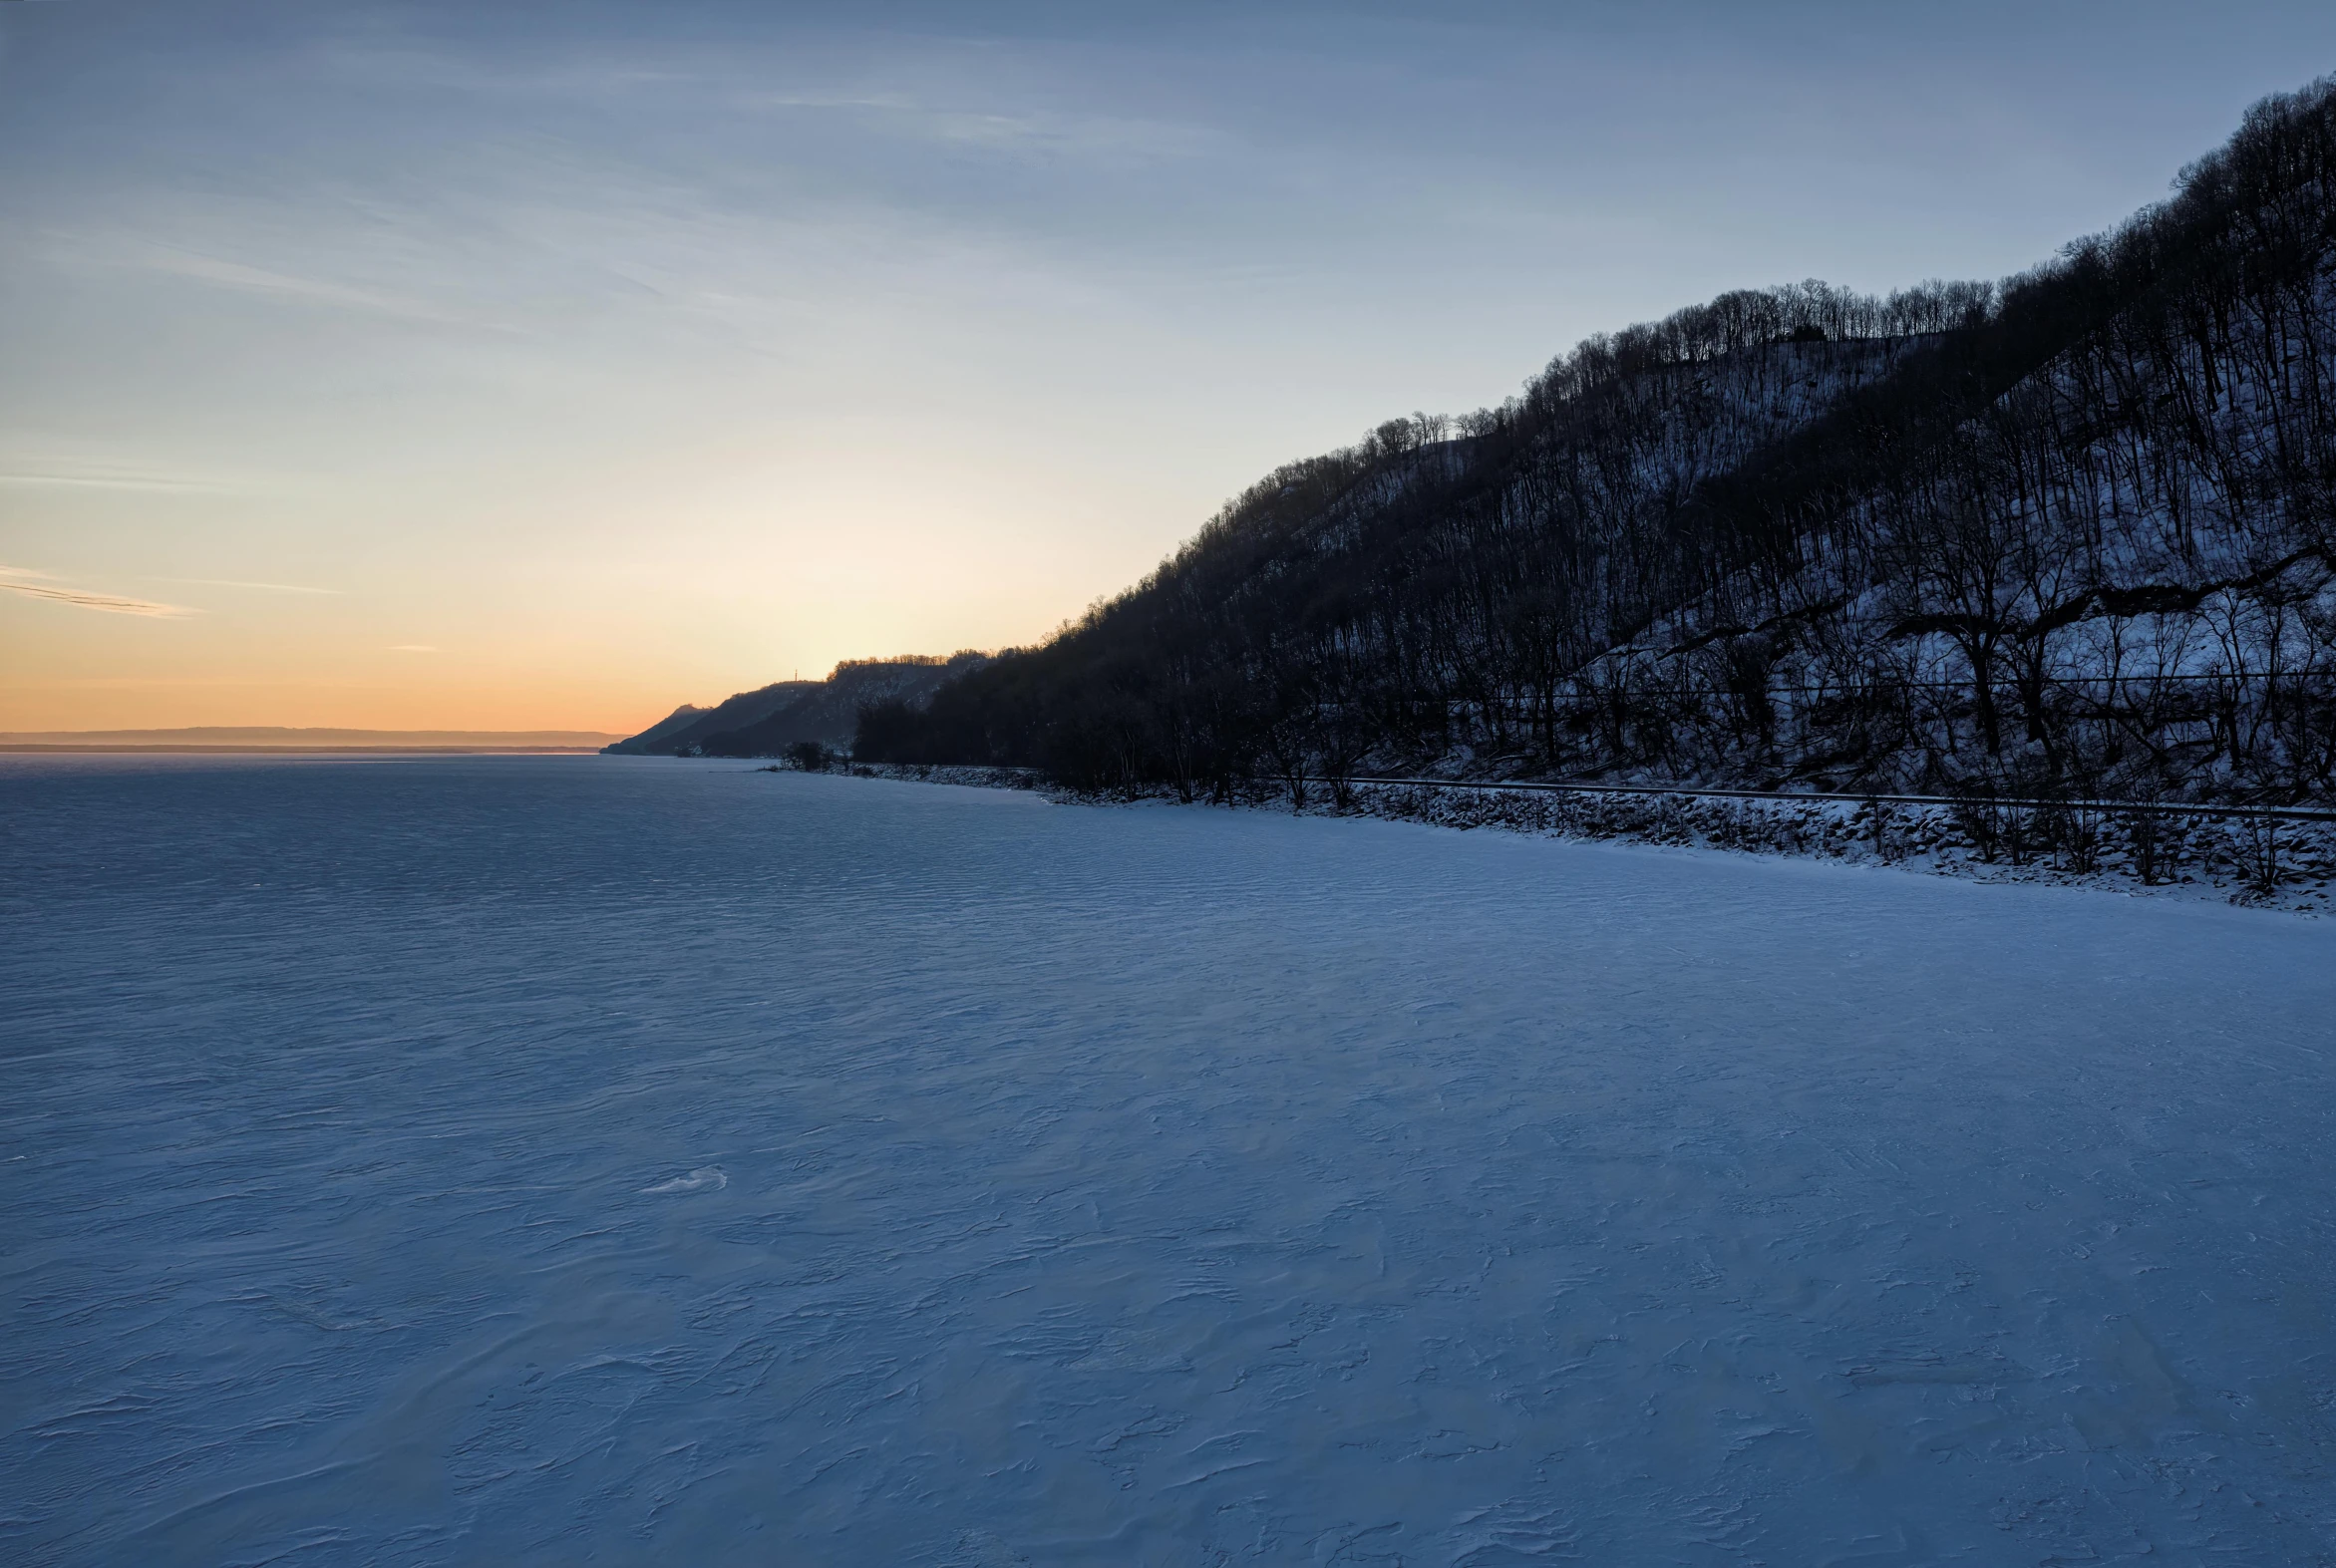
[43,229,505,334]
[161,577,343,595]
[0,437,257,494]
[0,576,195,617]
[133,244,486,328]
[751,91,1220,163]
[0,470,228,492]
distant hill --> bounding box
[604,684,819,755]
[0,728,624,752]
[605,654,989,757]
[858,77,2336,809]
[612,703,717,754]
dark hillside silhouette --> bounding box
[612,655,988,757]
[854,78,2336,810]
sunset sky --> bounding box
[5,0,2332,734]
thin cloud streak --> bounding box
[163,577,344,595]
[0,471,226,492]
[0,580,195,617]
[46,231,516,335]
[749,91,1223,162]
[136,244,474,326]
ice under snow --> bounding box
[3,755,2333,1565]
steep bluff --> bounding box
[859,79,2336,808]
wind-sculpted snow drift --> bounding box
[4,756,2334,1564]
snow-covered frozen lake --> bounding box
[4,756,2333,1566]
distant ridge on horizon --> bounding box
[0,727,626,753]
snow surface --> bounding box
[4,755,2334,1566]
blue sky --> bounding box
[4,1,2331,730]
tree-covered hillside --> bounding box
[857,79,2336,808]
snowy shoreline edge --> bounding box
[781,762,2335,915]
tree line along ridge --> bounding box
[826,79,2336,812]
